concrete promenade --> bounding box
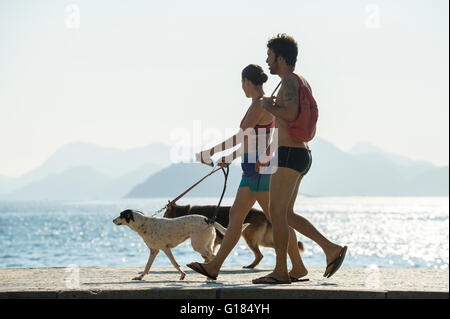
[0,267,448,299]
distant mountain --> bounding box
[349,142,435,168]
[0,175,12,194]
[403,166,449,196]
[96,163,163,199]
[125,162,243,198]
[126,138,449,198]
[3,163,163,201]
[301,139,448,196]
[0,142,170,195]
[4,166,113,200]
[1,139,447,200]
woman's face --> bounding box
[242,78,251,98]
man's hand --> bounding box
[261,96,276,111]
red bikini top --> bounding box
[240,108,274,132]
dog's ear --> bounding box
[164,204,178,218]
[120,209,135,223]
[163,205,171,217]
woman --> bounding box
[187,64,308,281]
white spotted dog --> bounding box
[113,209,228,281]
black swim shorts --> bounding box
[277,146,312,176]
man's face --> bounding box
[266,49,278,75]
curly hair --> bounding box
[267,33,298,67]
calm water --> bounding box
[0,197,448,270]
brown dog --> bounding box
[164,204,304,268]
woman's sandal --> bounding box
[186,262,217,280]
[324,246,348,278]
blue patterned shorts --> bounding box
[239,173,271,192]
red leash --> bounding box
[167,166,223,207]
[151,166,227,217]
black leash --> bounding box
[207,165,229,225]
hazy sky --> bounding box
[0,0,448,177]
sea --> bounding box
[0,197,448,270]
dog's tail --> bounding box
[298,241,304,252]
[213,222,227,235]
[213,222,250,235]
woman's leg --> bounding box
[286,176,344,277]
[254,192,308,279]
[197,186,256,278]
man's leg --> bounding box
[254,192,308,279]
[255,166,301,282]
[287,176,344,277]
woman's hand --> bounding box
[195,150,213,166]
[255,157,271,174]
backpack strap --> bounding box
[271,81,282,98]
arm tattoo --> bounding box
[282,77,298,104]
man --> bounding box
[252,34,347,284]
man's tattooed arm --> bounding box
[262,75,300,122]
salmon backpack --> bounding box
[288,73,318,142]
[272,73,318,142]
